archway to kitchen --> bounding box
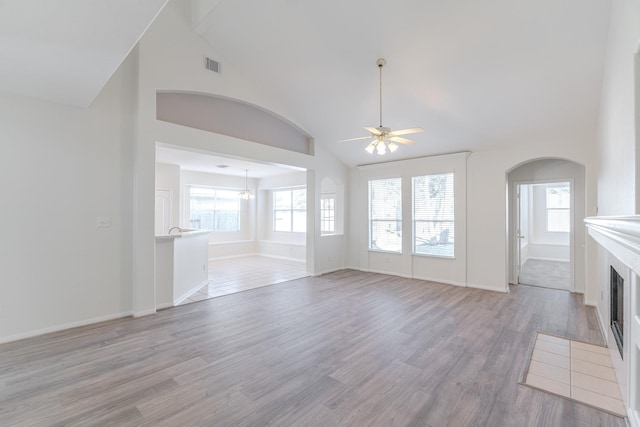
[154,91,315,307]
[155,145,309,305]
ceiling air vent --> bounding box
[205,57,221,75]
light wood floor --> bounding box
[0,271,625,426]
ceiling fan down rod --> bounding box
[377,58,386,129]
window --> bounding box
[412,173,454,257]
[320,194,335,234]
[368,178,402,252]
[273,188,306,232]
[546,185,570,232]
[188,186,240,232]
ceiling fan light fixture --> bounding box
[365,141,376,154]
[340,58,423,154]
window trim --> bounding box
[187,185,241,232]
[320,193,336,235]
[411,173,455,258]
[545,185,571,233]
[368,177,402,253]
[272,187,307,233]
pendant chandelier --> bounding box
[239,169,254,200]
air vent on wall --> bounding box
[205,57,222,75]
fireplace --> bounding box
[610,266,624,359]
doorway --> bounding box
[507,159,587,295]
[515,181,572,290]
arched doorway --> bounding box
[507,159,586,292]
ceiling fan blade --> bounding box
[364,126,382,135]
[338,136,373,142]
[391,127,424,136]
[389,136,416,144]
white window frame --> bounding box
[320,193,336,235]
[412,173,455,258]
[368,177,402,253]
[273,187,307,233]
[545,185,570,233]
[187,185,240,232]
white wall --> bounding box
[508,161,584,290]
[592,0,640,400]
[0,51,137,341]
[597,0,640,217]
[132,0,348,315]
[155,162,181,232]
[347,152,468,287]
[0,0,348,342]
[467,145,597,294]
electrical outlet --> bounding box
[96,217,111,228]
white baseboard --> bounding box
[156,302,174,310]
[411,274,466,288]
[0,311,133,344]
[312,268,344,276]
[132,308,157,318]
[174,279,209,306]
[594,303,608,347]
[366,268,412,279]
[527,256,570,262]
[467,282,509,293]
[209,252,260,261]
[629,408,639,427]
[259,254,305,263]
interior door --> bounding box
[516,185,525,284]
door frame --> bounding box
[512,179,574,291]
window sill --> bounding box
[368,249,402,255]
[412,252,455,260]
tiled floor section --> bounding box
[524,332,626,417]
[179,255,308,305]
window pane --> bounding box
[548,209,570,232]
[369,178,401,252]
[546,186,570,209]
[274,210,291,231]
[292,189,306,209]
[292,210,306,232]
[370,220,402,252]
[274,190,291,210]
[412,173,454,257]
[273,188,307,233]
[321,195,335,234]
[189,186,239,232]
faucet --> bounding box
[168,226,183,235]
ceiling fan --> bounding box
[340,58,423,155]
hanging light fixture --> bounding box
[338,58,423,155]
[239,169,254,200]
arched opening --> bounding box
[153,91,316,307]
[507,158,586,292]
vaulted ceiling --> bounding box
[1,0,612,167]
[0,0,168,107]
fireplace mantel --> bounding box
[585,215,640,425]
[585,215,640,274]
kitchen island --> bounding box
[155,229,209,307]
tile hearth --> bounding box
[523,333,626,417]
